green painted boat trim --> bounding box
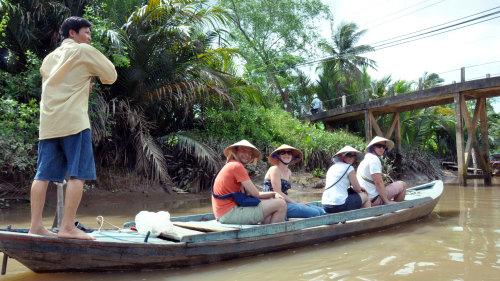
[180,197,431,243]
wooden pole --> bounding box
[454,92,466,185]
[1,253,7,275]
[395,112,402,153]
[479,98,492,185]
[369,112,384,137]
[56,182,64,228]
[364,109,371,142]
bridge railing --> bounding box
[316,66,499,112]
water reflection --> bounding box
[1,178,500,280]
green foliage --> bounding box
[0,0,86,72]
[221,0,331,108]
[488,99,500,153]
[0,50,42,102]
[202,102,365,168]
[312,168,325,178]
[0,11,8,47]
[0,97,39,176]
[84,3,130,67]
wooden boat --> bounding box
[0,180,443,274]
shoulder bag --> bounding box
[210,168,261,207]
[324,164,352,191]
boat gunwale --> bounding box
[0,181,443,246]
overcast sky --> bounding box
[320,0,500,112]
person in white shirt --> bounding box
[322,146,371,213]
[356,136,407,206]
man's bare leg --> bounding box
[57,178,95,240]
[29,180,57,236]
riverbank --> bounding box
[81,167,458,205]
[0,165,458,210]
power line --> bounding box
[372,14,500,50]
[361,0,447,30]
[436,60,500,76]
[262,10,500,74]
[245,6,500,76]
[368,5,500,46]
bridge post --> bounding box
[479,98,492,185]
[364,90,371,141]
[364,110,371,142]
[454,92,466,185]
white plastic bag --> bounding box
[135,211,174,237]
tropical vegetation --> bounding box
[1,0,498,199]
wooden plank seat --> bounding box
[159,225,204,241]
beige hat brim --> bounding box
[366,136,395,152]
[224,140,261,163]
[268,144,303,166]
[333,146,364,163]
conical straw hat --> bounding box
[268,144,303,166]
[224,140,261,164]
[332,146,364,163]
[365,136,395,152]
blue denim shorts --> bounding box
[34,129,96,182]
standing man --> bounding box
[212,140,287,225]
[310,94,322,114]
[356,136,407,206]
[29,17,117,240]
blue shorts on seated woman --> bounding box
[263,179,325,218]
[286,202,326,218]
[323,189,362,213]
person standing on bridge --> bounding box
[310,94,322,114]
[356,136,407,206]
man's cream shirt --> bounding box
[39,38,117,140]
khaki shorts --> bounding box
[218,204,264,225]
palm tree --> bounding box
[317,21,377,99]
[0,0,90,73]
[421,72,444,89]
[90,0,239,191]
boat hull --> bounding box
[0,181,443,273]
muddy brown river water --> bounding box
[1,177,499,280]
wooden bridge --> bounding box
[305,71,500,186]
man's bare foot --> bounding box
[57,227,96,240]
[28,227,58,237]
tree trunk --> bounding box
[269,72,290,111]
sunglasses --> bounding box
[373,143,387,149]
[344,153,355,158]
[278,150,293,156]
